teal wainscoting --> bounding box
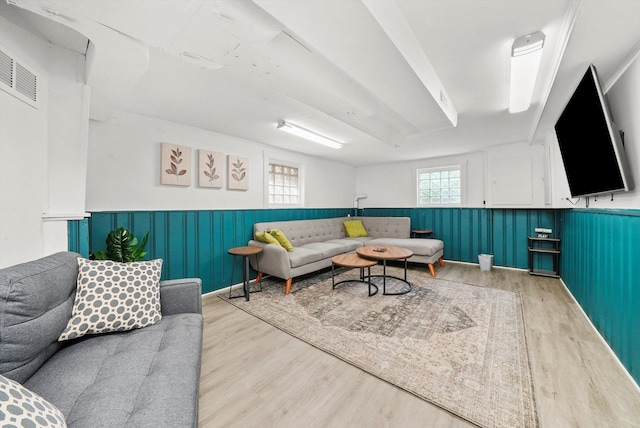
[67,218,90,258]
[87,209,351,294]
[559,209,640,384]
[364,208,560,269]
[83,208,560,293]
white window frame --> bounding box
[416,165,465,207]
[264,157,305,208]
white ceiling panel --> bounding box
[6,0,640,166]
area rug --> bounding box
[220,267,539,428]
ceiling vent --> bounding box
[0,46,39,108]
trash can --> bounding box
[478,254,493,271]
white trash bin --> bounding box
[478,254,493,271]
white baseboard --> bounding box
[201,278,262,299]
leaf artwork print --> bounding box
[204,154,220,182]
[198,150,222,188]
[166,147,187,177]
[231,158,246,182]
[227,155,249,190]
[161,142,191,186]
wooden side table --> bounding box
[411,229,433,238]
[228,246,263,301]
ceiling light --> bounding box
[276,120,344,149]
[509,31,545,113]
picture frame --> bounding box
[227,155,249,190]
[198,150,224,188]
[161,142,191,186]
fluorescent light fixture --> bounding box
[276,120,344,149]
[509,31,545,113]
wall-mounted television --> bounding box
[554,64,634,198]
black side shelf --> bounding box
[528,236,560,278]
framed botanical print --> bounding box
[227,155,249,190]
[161,143,191,186]
[198,150,223,188]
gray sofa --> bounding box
[248,216,444,294]
[0,251,203,428]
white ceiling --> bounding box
[8,0,640,166]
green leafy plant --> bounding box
[91,227,150,262]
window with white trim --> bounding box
[268,162,302,206]
[417,166,462,206]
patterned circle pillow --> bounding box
[0,374,66,427]
[58,258,163,341]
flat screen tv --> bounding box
[554,64,634,198]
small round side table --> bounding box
[411,229,433,238]
[228,246,262,301]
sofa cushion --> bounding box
[367,238,444,257]
[325,239,363,252]
[300,242,346,259]
[287,247,323,268]
[359,217,411,238]
[25,313,203,428]
[255,231,281,247]
[254,218,346,247]
[58,259,163,342]
[343,220,368,237]
[0,374,67,427]
[269,229,294,251]
[0,252,79,384]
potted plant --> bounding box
[91,227,150,262]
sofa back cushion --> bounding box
[254,218,346,247]
[252,216,412,246]
[0,252,79,383]
[359,217,411,238]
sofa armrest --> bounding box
[248,240,291,279]
[159,278,202,315]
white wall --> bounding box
[355,151,486,208]
[0,5,89,267]
[486,142,547,208]
[551,56,640,209]
[86,112,356,211]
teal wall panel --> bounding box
[88,209,351,294]
[86,207,561,292]
[67,219,90,257]
[364,208,558,268]
[80,206,639,385]
[560,209,640,384]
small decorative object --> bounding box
[91,227,150,262]
[198,149,223,188]
[227,155,249,190]
[373,247,386,253]
[161,142,191,186]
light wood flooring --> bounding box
[198,262,640,428]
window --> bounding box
[417,166,462,206]
[268,162,302,206]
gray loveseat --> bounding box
[0,251,203,428]
[248,216,444,294]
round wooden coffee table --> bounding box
[331,253,379,296]
[356,246,413,295]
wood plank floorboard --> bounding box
[198,262,640,428]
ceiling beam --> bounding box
[528,0,583,143]
[361,0,457,127]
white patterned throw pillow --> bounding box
[0,374,67,427]
[58,258,163,341]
